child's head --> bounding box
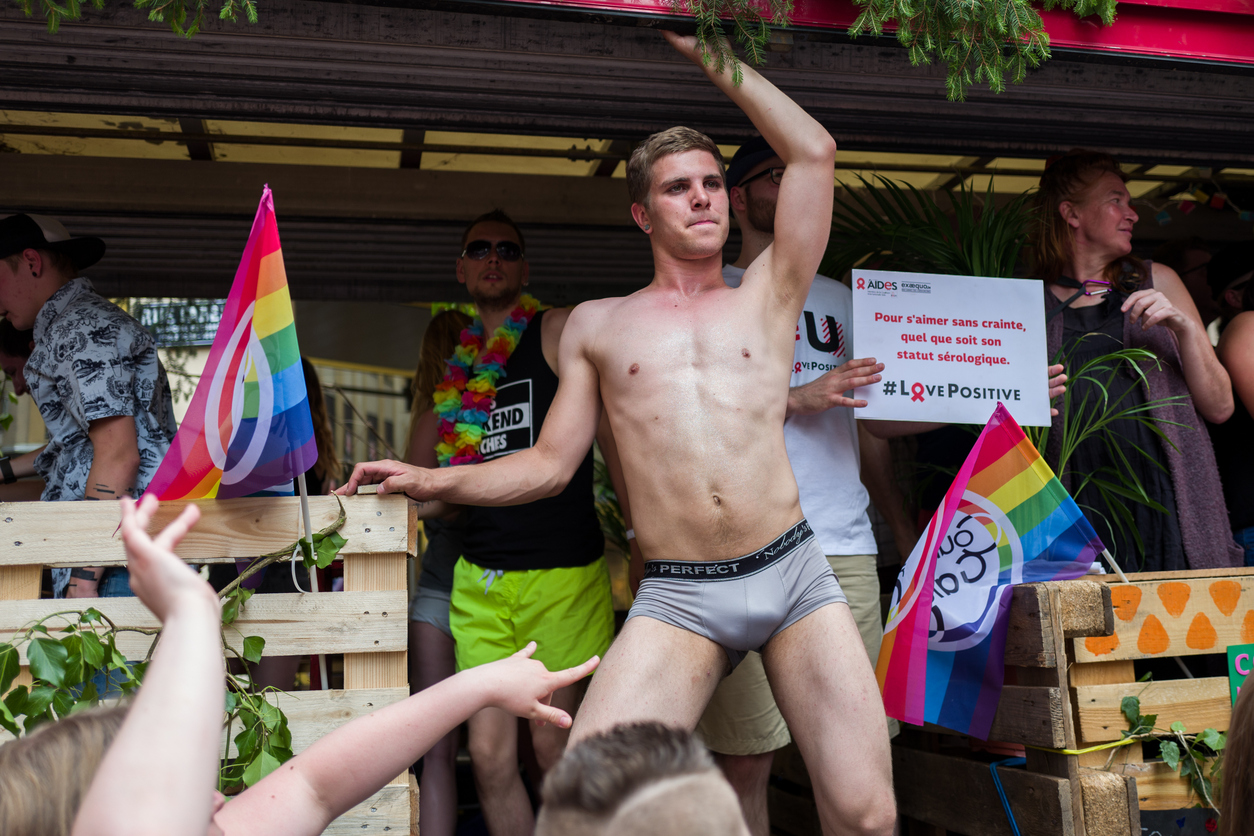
[0,705,128,836]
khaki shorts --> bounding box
[695,554,899,755]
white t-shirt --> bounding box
[724,265,877,556]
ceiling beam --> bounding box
[3,0,1254,164]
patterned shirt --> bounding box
[25,279,177,592]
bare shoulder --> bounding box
[1219,312,1254,359]
[1150,260,1185,291]
[541,305,574,350]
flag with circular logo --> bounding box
[876,403,1102,739]
[146,186,317,500]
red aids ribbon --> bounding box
[911,382,925,402]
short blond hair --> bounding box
[627,127,725,207]
[0,706,128,836]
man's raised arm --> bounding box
[663,31,836,306]
[337,303,604,507]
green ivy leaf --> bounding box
[78,681,98,705]
[234,725,260,760]
[1199,728,1224,751]
[24,684,56,717]
[81,608,103,624]
[242,635,265,665]
[241,749,281,786]
[260,699,282,731]
[312,531,346,569]
[0,644,19,693]
[80,631,105,669]
[27,638,69,688]
[225,691,237,714]
[4,685,29,717]
[1170,721,1187,733]
[0,699,19,736]
[1160,740,1181,771]
[52,689,75,719]
[1120,696,1141,727]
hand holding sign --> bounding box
[787,357,885,416]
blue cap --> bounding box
[725,137,779,189]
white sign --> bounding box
[852,269,1050,426]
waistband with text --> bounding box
[642,519,814,582]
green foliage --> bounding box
[0,608,147,737]
[672,0,793,86]
[1120,694,1223,810]
[11,0,255,37]
[848,0,1117,100]
[1024,347,1189,567]
[822,173,1034,280]
[0,599,294,795]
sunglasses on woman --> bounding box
[461,240,524,262]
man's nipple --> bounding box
[629,363,640,375]
[741,349,751,359]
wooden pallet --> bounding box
[0,493,418,834]
[772,570,1254,835]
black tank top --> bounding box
[462,309,604,570]
[1210,396,1254,532]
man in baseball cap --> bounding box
[0,213,175,599]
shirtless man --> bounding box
[339,32,895,834]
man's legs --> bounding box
[828,553,900,738]
[529,678,586,772]
[468,704,531,836]
[409,619,459,836]
[762,603,895,836]
[570,615,729,745]
[696,651,790,836]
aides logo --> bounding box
[855,276,897,296]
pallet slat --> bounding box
[0,494,408,566]
[1,591,408,663]
[1074,677,1231,744]
[223,687,409,757]
[321,783,411,835]
[892,745,1074,836]
[924,686,1066,749]
[1073,572,1254,663]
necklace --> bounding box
[433,294,540,466]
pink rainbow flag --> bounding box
[876,403,1101,738]
[147,186,317,500]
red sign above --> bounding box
[498,0,1254,65]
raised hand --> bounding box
[119,495,215,623]
[788,357,885,416]
[660,30,704,65]
[471,642,600,728]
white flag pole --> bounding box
[1102,548,1130,584]
[298,471,330,691]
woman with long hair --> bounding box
[1210,244,1254,566]
[0,495,597,836]
[1031,149,1238,571]
[1222,675,1254,833]
[404,308,473,836]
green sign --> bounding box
[1228,643,1254,705]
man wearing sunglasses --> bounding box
[341,32,895,835]
[412,209,613,836]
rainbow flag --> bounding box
[146,186,317,500]
[876,403,1101,739]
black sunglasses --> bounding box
[461,239,523,262]
[738,166,785,188]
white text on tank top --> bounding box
[722,265,877,556]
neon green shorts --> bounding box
[450,555,614,674]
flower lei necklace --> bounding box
[433,294,540,466]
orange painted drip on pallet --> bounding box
[1112,585,1142,621]
[1085,633,1120,656]
[1157,582,1191,618]
[1209,580,1242,617]
[1139,614,1171,655]
[1186,612,1217,650]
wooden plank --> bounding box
[0,494,408,567]
[1075,677,1231,744]
[923,686,1065,749]
[1005,584,1057,668]
[1073,574,1254,663]
[1110,760,1215,811]
[1070,659,1144,767]
[1057,581,1113,639]
[892,745,1073,836]
[1,591,408,663]
[0,565,41,599]
[321,783,411,836]
[1016,584,1085,836]
[1090,567,1254,584]
[224,687,408,757]
[1079,769,1135,836]
[343,553,408,694]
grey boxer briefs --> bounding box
[627,519,848,668]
